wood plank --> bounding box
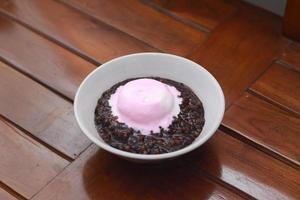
[32,145,243,200]
[186,131,300,200]
[0,0,156,64]
[223,92,300,167]
[61,0,208,56]
[0,188,17,200]
[283,0,300,42]
[188,4,288,107]
[143,0,237,30]
[0,14,95,100]
[0,117,68,199]
[0,61,91,159]
[250,63,300,115]
[280,42,300,71]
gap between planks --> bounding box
[247,89,300,117]
[0,181,27,200]
[54,0,164,56]
[0,11,101,66]
[219,57,300,171]
[0,56,75,104]
[29,143,94,200]
[0,115,74,162]
[276,59,300,73]
[246,58,300,117]
[140,0,211,33]
[220,124,300,171]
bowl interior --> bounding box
[74,53,224,160]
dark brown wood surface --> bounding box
[280,43,300,70]
[185,131,300,200]
[0,117,68,199]
[0,1,300,200]
[32,145,243,200]
[0,14,95,100]
[224,93,300,168]
[144,0,237,30]
[61,0,208,56]
[250,63,300,115]
[0,61,91,159]
[0,0,156,64]
[188,3,288,107]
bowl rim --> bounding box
[74,52,225,160]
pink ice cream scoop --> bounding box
[109,78,182,135]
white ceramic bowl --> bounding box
[74,53,225,162]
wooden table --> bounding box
[0,0,299,199]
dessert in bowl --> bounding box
[74,53,225,162]
[95,77,205,154]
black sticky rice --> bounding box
[94,77,205,154]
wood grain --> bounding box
[280,42,300,71]
[283,0,300,42]
[0,117,68,199]
[144,0,237,30]
[0,0,156,64]
[32,145,243,200]
[188,4,288,107]
[0,61,91,159]
[0,188,17,200]
[186,131,300,200]
[0,14,95,100]
[251,63,300,115]
[223,92,300,167]
[61,0,207,56]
